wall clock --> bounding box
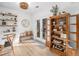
[21,19,30,27]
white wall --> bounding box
[0,7,32,45]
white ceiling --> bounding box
[30,2,79,15]
[0,2,33,15]
[0,2,79,15]
[0,2,70,13]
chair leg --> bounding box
[11,44,15,56]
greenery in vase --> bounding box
[50,5,59,16]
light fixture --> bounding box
[19,2,29,9]
[35,6,39,8]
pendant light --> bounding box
[19,2,29,9]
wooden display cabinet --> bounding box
[46,13,79,56]
[66,14,79,56]
[46,18,51,47]
[50,14,69,56]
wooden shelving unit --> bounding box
[46,18,51,47]
[50,14,68,56]
[0,12,17,40]
[46,13,79,56]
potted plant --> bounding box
[50,5,59,16]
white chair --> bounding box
[0,34,15,56]
[7,34,15,55]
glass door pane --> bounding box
[42,18,47,39]
[68,41,76,48]
[69,25,76,32]
[69,16,76,32]
[37,20,40,37]
[68,34,76,41]
[69,16,76,24]
[58,17,66,33]
[59,18,66,26]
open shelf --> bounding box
[0,25,17,27]
[0,12,17,42]
[46,13,68,55]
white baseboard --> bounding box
[34,37,45,43]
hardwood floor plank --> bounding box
[1,40,57,56]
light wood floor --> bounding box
[0,40,57,56]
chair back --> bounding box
[7,34,14,45]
